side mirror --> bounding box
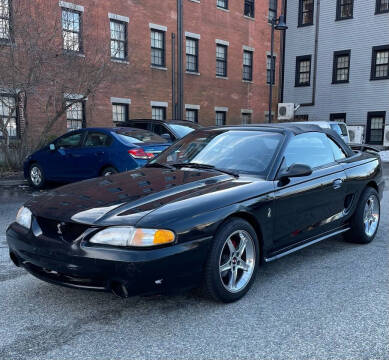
[161,133,172,141]
[279,163,312,181]
[49,144,56,151]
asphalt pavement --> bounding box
[0,178,388,360]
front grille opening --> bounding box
[36,217,89,242]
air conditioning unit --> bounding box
[384,126,389,147]
[347,126,364,144]
[278,103,295,121]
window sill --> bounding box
[375,10,389,15]
[112,59,129,64]
[216,75,228,79]
[151,65,168,71]
[188,0,200,3]
[370,77,389,81]
[186,71,200,76]
[297,23,314,28]
[64,51,86,58]
[242,79,253,83]
[294,84,311,87]
[335,16,353,21]
[217,7,230,12]
[332,80,349,84]
[243,15,255,21]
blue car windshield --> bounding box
[168,124,199,138]
[114,129,168,144]
[150,129,283,175]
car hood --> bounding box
[25,168,254,225]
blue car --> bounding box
[24,127,170,189]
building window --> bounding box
[243,50,253,81]
[151,30,165,67]
[268,0,277,22]
[66,101,84,130]
[112,103,129,123]
[0,0,11,41]
[371,45,389,80]
[186,109,198,123]
[244,0,255,18]
[266,55,276,84]
[332,50,351,84]
[216,44,228,77]
[298,0,314,26]
[367,112,386,144]
[186,37,199,73]
[110,20,127,60]
[330,113,347,122]
[217,0,228,10]
[62,9,82,52]
[0,95,17,138]
[295,55,311,86]
[294,114,309,121]
[336,0,353,20]
[242,112,252,124]
[152,106,166,120]
[216,111,226,126]
[376,0,389,14]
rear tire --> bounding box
[203,218,260,303]
[344,187,380,244]
[28,163,46,190]
[101,167,118,177]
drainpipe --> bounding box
[177,0,184,120]
[171,33,176,120]
[279,0,287,103]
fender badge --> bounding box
[267,208,272,218]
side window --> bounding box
[153,124,173,140]
[327,136,347,161]
[55,132,83,149]
[84,132,110,148]
[283,132,335,169]
[132,122,150,130]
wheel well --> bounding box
[100,165,115,175]
[225,212,265,263]
[366,181,378,193]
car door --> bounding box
[272,132,348,251]
[46,131,85,180]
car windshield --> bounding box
[330,123,348,137]
[167,123,200,138]
[114,129,167,144]
[150,129,283,176]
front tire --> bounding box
[203,218,260,303]
[345,187,380,244]
[101,167,118,177]
[28,163,46,190]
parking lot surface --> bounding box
[0,181,388,360]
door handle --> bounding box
[333,179,343,189]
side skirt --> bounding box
[264,227,350,263]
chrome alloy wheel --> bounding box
[219,230,256,293]
[30,166,42,186]
[363,194,380,237]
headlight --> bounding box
[16,207,32,229]
[89,226,175,247]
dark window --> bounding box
[371,45,389,80]
[295,55,311,86]
[112,103,129,123]
[376,0,389,14]
[56,132,83,149]
[283,132,336,169]
[110,20,127,60]
[131,122,150,130]
[244,0,255,18]
[266,55,276,84]
[268,0,277,22]
[151,30,165,67]
[62,9,82,52]
[216,44,228,77]
[243,50,253,81]
[0,0,11,41]
[336,0,353,20]
[152,106,166,120]
[66,101,85,130]
[0,95,17,138]
[217,0,228,10]
[367,112,386,145]
[298,0,314,26]
[330,113,347,123]
[84,132,110,147]
[327,136,346,160]
[332,50,351,83]
[216,111,227,125]
[186,37,199,73]
[242,113,252,124]
[186,109,198,123]
[294,114,309,121]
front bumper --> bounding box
[6,223,212,296]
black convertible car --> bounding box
[7,124,385,302]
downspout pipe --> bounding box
[177,0,184,120]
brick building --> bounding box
[0,0,282,141]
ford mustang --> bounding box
[7,124,385,302]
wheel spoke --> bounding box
[226,238,236,254]
[228,267,238,290]
[219,261,232,274]
[238,260,250,271]
[237,233,247,257]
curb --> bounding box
[0,179,27,187]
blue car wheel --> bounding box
[28,163,46,190]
